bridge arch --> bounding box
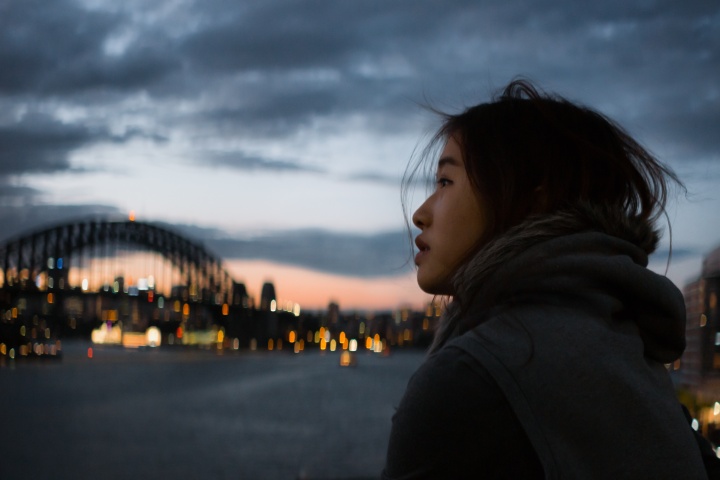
[0,218,245,305]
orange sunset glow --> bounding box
[225,259,430,311]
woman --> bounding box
[383,80,715,479]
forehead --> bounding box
[437,137,463,169]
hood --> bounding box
[431,204,686,363]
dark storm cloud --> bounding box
[0,113,165,177]
[0,0,178,95]
[0,114,96,175]
[4,0,717,151]
[208,229,413,278]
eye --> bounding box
[436,177,451,188]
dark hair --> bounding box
[403,78,682,251]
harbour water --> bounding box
[0,341,424,479]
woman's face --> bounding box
[412,136,487,295]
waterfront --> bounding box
[0,342,424,479]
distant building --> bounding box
[259,282,276,311]
[327,301,339,325]
[677,246,720,398]
[232,282,250,308]
[676,245,720,439]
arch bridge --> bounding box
[0,219,262,354]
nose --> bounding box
[412,198,430,229]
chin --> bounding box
[416,273,453,296]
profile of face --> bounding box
[412,136,487,295]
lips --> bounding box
[414,237,429,264]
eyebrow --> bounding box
[437,156,461,169]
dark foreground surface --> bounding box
[0,341,424,480]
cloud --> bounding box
[0,203,121,243]
[343,171,401,186]
[207,229,414,278]
[204,151,325,173]
[0,0,179,95]
[0,113,96,175]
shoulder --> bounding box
[383,345,543,479]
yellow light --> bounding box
[288,331,296,343]
[270,299,276,312]
[294,342,301,353]
[222,303,229,316]
[423,318,429,330]
[217,329,225,344]
[339,332,346,344]
[182,303,189,316]
[330,339,337,351]
[366,337,373,350]
[9,348,15,359]
[314,331,320,343]
[342,338,349,350]
[320,338,327,351]
[20,325,26,337]
[349,339,358,352]
[374,333,380,345]
[268,339,274,351]
[0,343,6,355]
[173,300,181,313]
[147,327,162,347]
[129,211,136,222]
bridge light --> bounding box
[129,211,136,222]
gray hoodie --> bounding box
[384,206,707,479]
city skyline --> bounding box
[1,1,718,309]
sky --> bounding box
[0,0,718,310]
